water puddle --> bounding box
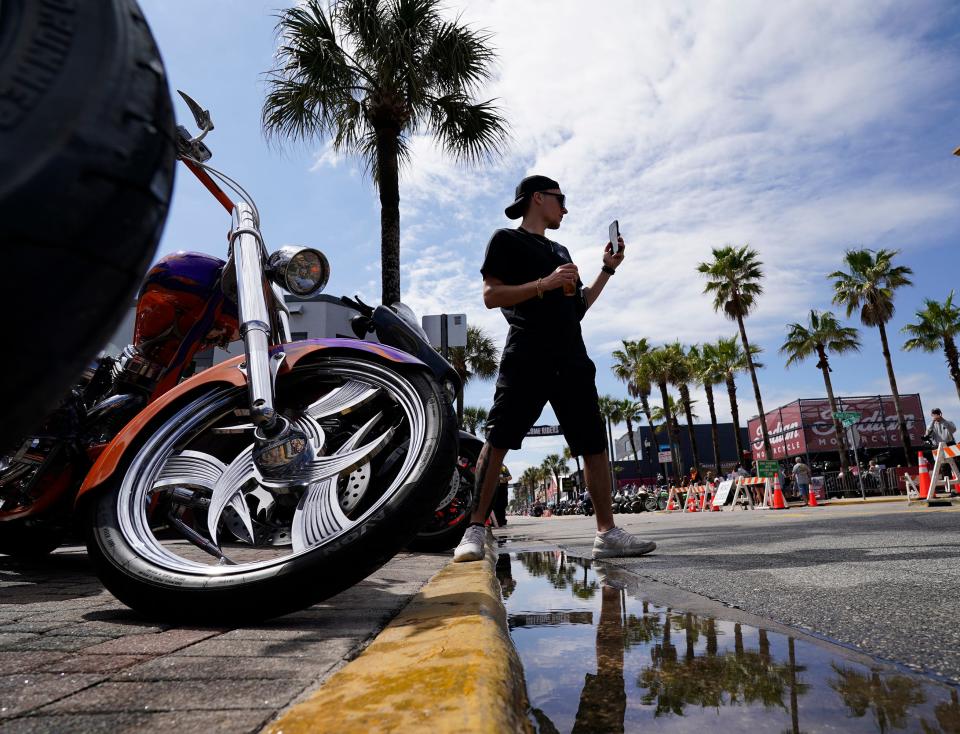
[498,552,960,733]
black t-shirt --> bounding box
[480,227,591,384]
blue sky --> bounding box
[141,0,960,478]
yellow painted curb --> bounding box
[262,535,532,734]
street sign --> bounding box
[422,314,467,350]
[713,479,735,506]
[526,424,563,437]
[657,450,672,464]
[756,459,779,477]
[832,410,862,428]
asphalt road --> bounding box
[497,501,960,685]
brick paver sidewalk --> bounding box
[0,545,447,733]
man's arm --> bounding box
[581,238,626,310]
[482,265,579,309]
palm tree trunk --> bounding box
[640,393,658,473]
[737,314,772,458]
[679,383,701,475]
[456,390,465,428]
[705,383,722,476]
[606,417,617,493]
[658,380,680,480]
[376,132,402,306]
[726,376,745,463]
[670,414,685,477]
[877,322,912,461]
[944,336,960,405]
[817,346,850,474]
[574,455,582,486]
[626,417,639,461]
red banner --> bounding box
[748,402,805,460]
[749,395,926,459]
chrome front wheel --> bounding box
[86,355,456,621]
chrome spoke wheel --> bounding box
[114,360,427,578]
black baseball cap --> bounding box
[504,174,561,219]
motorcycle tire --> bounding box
[0,521,67,559]
[84,355,457,623]
[0,0,176,447]
[406,440,480,553]
[643,495,659,513]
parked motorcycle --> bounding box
[1,94,460,622]
[405,430,482,552]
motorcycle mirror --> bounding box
[177,89,213,134]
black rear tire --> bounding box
[0,521,66,558]
[406,440,481,553]
[0,0,175,446]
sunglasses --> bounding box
[537,191,566,208]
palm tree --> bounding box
[612,338,656,432]
[691,343,724,476]
[448,325,499,425]
[698,245,771,458]
[541,454,569,502]
[711,336,761,466]
[671,343,702,476]
[646,346,684,479]
[830,248,915,460]
[651,396,692,478]
[563,446,582,489]
[598,394,617,459]
[617,398,643,461]
[780,310,861,474]
[263,0,509,305]
[462,405,488,435]
[902,291,960,404]
[519,467,538,506]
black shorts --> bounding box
[485,360,607,456]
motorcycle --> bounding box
[0,94,461,622]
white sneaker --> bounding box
[592,527,656,559]
[453,524,487,563]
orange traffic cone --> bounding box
[772,474,787,510]
[666,491,676,511]
[807,484,819,507]
[918,451,931,498]
[700,485,709,511]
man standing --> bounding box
[925,408,956,447]
[792,456,811,504]
[492,464,511,526]
[453,175,656,562]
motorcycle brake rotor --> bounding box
[338,462,371,514]
[222,504,293,547]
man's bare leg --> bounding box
[583,451,615,532]
[469,442,509,524]
[454,442,509,562]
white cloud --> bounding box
[307,0,960,475]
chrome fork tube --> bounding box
[231,203,277,431]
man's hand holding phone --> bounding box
[604,219,625,270]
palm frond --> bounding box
[428,94,509,164]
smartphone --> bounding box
[608,220,622,254]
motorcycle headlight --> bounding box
[267,246,330,297]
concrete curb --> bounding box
[822,495,905,506]
[262,535,531,734]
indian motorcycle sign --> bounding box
[748,395,926,459]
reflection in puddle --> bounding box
[498,552,960,733]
